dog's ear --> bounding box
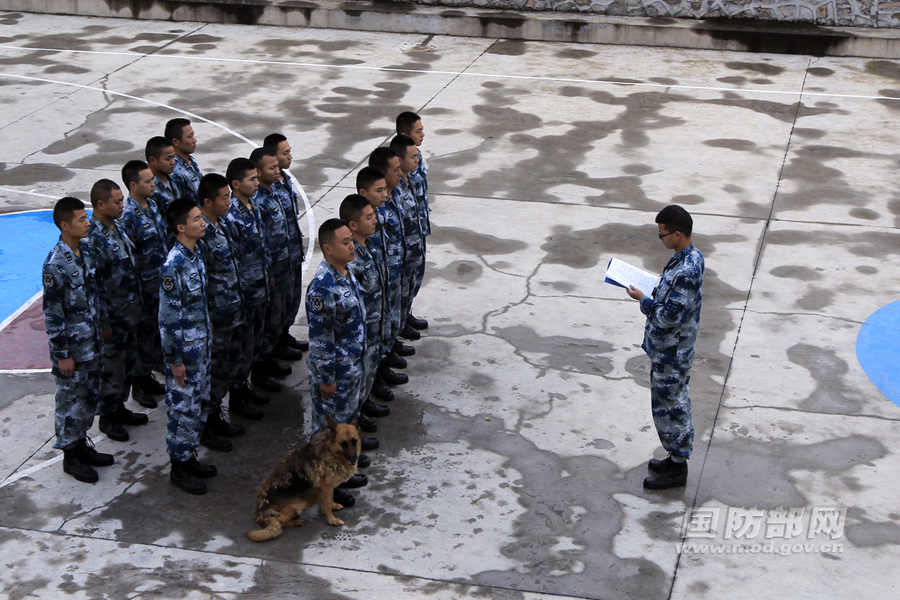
[350,419,361,434]
[325,413,338,432]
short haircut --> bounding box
[166,198,197,231]
[164,118,191,144]
[53,196,85,229]
[356,166,385,193]
[226,157,256,187]
[389,134,416,160]
[339,194,372,224]
[396,111,421,135]
[656,205,693,238]
[145,136,173,161]
[318,218,348,251]
[249,147,275,168]
[122,159,149,190]
[263,133,287,153]
[89,179,120,208]
[199,173,229,204]
[368,147,398,174]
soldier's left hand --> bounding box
[320,381,337,400]
[627,285,644,301]
[101,329,113,344]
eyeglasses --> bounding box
[658,230,677,240]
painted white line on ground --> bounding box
[0,44,897,103]
[0,369,52,375]
[0,452,63,488]
[0,186,59,199]
[0,71,316,273]
[0,290,43,332]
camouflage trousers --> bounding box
[400,247,425,330]
[261,261,291,359]
[649,359,694,459]
[309,370,363,435]
[165,347,211,461]
[282,260,304,334]
[411,238,426,302]
[53,357,101,449]
[236,302,266,385]
[383,259,404,355]
[135,290,162,377]
[210,325,242,408]
[362,324,384,409]
[97,305,140,417]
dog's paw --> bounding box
[327,517,344,526]
[333,503,343,511]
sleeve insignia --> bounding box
[43,273,54,288]
[162,276,175,291]
[310,296,323,311]
[64,252,73,263]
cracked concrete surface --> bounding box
[0,10,899,599]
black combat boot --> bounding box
[643,458,688,490]
[63,445,99,483]
[77,438,114,467]
[206,407,245,437]
[170,459,207,495]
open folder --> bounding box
[604,257,658,298]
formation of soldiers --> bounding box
[42,113,431,503]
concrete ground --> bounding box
[1,9,899,599]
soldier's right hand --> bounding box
[58,357,75,377]
[101,329,112,344]
[171,363,187,387]
[320,381,337,400]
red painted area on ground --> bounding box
[0,297,52,370]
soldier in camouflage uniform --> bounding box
[198,173,248,449]
[366,150,410,395]
[264,133,308,355]
[340,194,391,430]
[43,197,115,483]
[165,118,202,203]
[88,180,149,443]
[251,147,300,387]
[159,199,218,495]
[121,159,168,408]
[306,219,375,494]
[626,205,704,490]
[146,136,180,220]
[223,158,273,408]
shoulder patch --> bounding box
[310,296,323,312]
[64,252,73,263]
[162,276,175,291]
[43,273,54,288]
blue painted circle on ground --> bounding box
[0,210,65,322]
[856,300,900,407]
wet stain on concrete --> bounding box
[556,48,597,59]
[724,62,786,76]
[807,67,835,77]
[787,343,864,414]
[769,265,823,281]
[0,163,75,185]
[794,288,834,310]
[426,260,484,284]
[486,40,527,56]
[429,226,528,255]
[491,324,614,377]
[703,138,757,151]
[865,60,900,81]
[845,512,900,547]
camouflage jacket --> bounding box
[88,215,141,327]
[377,198,405,270]
[159,241,211,366]
[121,195,168,300]
[199,215,244,330]
[171,154,202,202]
[222,195,270,307]
[349,239,386,339]
[640,244,704,364]
[409,170,431,237]
[256,184,292,275]
[42,238,105,363]
[392,177,424,255]
[274,171,304,266]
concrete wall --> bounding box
[409,0,896,27]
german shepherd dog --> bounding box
[247,415,361,542]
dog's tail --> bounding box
[247,518,283,542]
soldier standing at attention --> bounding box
[395,112,431,333]
[264,133,308,356]
[165,118,203,203]
[387,135,426,346]
[197,173,247,450]
[222,158,274,410]
[145,136,179,218]
[626,205,704,490]
[159,199,217,495]
[43,197,115,483]
[251,147,300,390]
[120,160,167,409]
[366,149,410,394]
[88,180,149,443]
[340,194,390,433]
[307,219,376,502]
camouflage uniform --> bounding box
[348,238,386,406]
[121,196,167,379]
[415,148,428,188]
[159,241,212,461]
[151,175,179,221]
[199,216,244,409]
[222,195,270,385]
[409,169,431,301]
[42,239,105,449]
[89,216,142,417]
[639,244,704,459]
[306,259,366,434]
[256,185,293,359]
[171,155,203,203]
[274,171,305,333]
[392,177,425,327]
[376,199,405,352]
